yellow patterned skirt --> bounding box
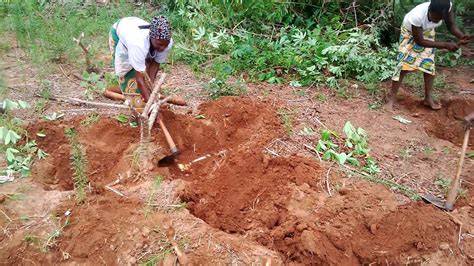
[392,27,437,81]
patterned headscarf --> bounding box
[149,16,172,40]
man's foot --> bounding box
[423,99,442,110]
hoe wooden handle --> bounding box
[157,116,178,154]
[445,128,470,210]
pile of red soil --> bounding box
[7,96,461,264]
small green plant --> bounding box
[435,176,451,194]
[195,114,206,119]
[277,108,294,135]
[24,234,41,245]
[316,122,379,173]
[442,147,450,155]
[116,114,129,124]
[43,113,64,121]
[315,93,328,103]
[368,102,382,110]
[1,100,47,176]
[144,175,163,216]
[65,128,88,204]
[41,216,70,252]
[434,175,468,198]
[204,78,246,100]
[400,147,413,160]
[81,113,100,127]
[80,71,105,100]
[34,80,52,113]
[423,146,436,156]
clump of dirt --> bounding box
[182,153,323,233]
[400,95,474,145]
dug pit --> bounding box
[14,97,462,264]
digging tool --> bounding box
[156,114,179,167]
[422,127,470,211]
[142,72,180,166]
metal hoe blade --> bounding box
[421,194,453,211]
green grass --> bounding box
[277,108,295,135]
[0,1,152,72]
[144,175,163,216]
[81,113,100,127]
[404,73,454,101]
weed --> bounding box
[42,112,64,121]
[368,102,382,110]
[139,231,188,266]
[365,83,381,97]
[434,175,468,198]
[24,234,40,245]
[144,175,163,216]
[41,217,69,252]
[116,114,129,124]
[277,108,294,135]
[400,147,413,160]
[423,146,436,156]
[132,145,141,169]
[81,113,100,127]
[1,99,47,176]
[442,147,450,155]
[315,93,327,103]
[65,128,88,204]
[140,244,174,266]
[316,122,379,174]
[435,176,451,194]
[80,71,105,100]
[204,78,246,100]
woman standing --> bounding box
[386,0,470,110]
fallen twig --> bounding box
[303,144,322,162]
[445,212,463,246]
[105,185,125,197]
[326,164,334,196]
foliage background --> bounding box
[0,0,472,87]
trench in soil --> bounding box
[24,96,469,264]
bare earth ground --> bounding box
[1,37,474,265]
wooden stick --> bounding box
[73,32,92,70]
[142,73,167,118]
[148,96,172,132]
[42,94,129,109]
[105,185,125,197]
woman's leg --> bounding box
[423,72,441,110]
[385,70,408,110]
